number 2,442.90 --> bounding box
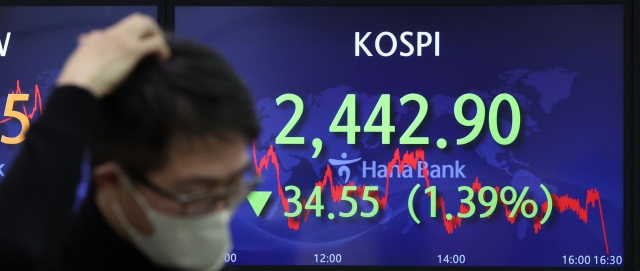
[274,92,521,147]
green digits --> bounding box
[454,93,485,145]
[478,186,498,218]
[364,95,395,144]
[275,93,305,144]
[360,186,379,218]
[284,185,302,217]
[339,186,358,217]
[457,186,476,218]
[488,93,520,145]
[305,186,324,217]
[399,93,430,144]
[330,94,360,144]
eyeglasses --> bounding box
[125,165,262,217]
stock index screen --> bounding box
[175,5,624,267]
[0,6,157,208]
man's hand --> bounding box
[56,13,170,98]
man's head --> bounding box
[90,39,260,268]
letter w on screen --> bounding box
[0,32,10,57]
[355,31,439,57]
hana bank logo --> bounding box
[328,152,361,184]
[329,152,467,181]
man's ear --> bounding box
[93,162,121,189]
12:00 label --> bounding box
[314,254,342,264]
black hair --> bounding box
[91,39,260,174]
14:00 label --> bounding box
[438,254,466,264]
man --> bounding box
[0,13,260,270]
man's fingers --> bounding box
[106,13,168,60]
[111,13,166,57]
[78,30,100,44]
[58,13,170,98]
[115,13,161,38]
[137,34,171,61]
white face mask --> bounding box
[110,170,232,271]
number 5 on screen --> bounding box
[1,94,30,144]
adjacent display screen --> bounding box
[176,5,625,267]
[0,6,157,209]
